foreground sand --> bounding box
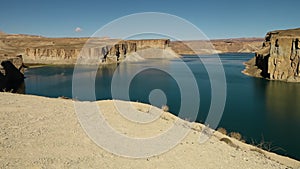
[0,93,299,169]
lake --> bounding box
[24,53,300,160]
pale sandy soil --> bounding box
[0,93,299,169]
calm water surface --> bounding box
[24,53,300,160]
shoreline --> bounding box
[0,92,299,168]
[174,52,256,56]
[1,32,263,66]
[22,52,255,67]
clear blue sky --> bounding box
[0,0,299,39]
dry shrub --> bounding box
[229,132,242,141]
[217,127,227,135]
[161,105,169,112]
[251,137,285,153]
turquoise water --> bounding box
[24,53,300,160]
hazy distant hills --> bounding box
[170,38,264,55]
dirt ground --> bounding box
[0,93,299,169]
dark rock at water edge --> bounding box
[0,56,25,93]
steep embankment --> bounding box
[0,92,299,168]
[243,28,300,82]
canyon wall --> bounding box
[23,39,171,64]
[1,32,265,65]
[243,28,300,82]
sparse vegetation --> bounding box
[217,127,227,135]
[1,88,14,93]
[161,105,169,112]
[229,132,242,141]
[219,129,285,156]
[217,128,246,143]
[250,136,286,153]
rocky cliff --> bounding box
[23,39,171,64]
[243,28,300,82]
[0,33,264,65]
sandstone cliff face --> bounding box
[23,39,171,64]
[0,32,267,65]
[243,28,300,82]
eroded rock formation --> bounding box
[23,39,171,64]
[0,33,265,64]
[243,28,300,82]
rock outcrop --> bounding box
[0,55,24,74]
[0,33,265,64]
[23,39,171,64]
[243,28,300,82]
[0,55,25,93]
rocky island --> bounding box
[243,28,300,82]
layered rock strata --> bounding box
[23,39,171,64]
[243,28,300,82]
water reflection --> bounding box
[264,80,300,159]
[24,54,300,160]
[265,81,300,119]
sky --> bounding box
[0,0,300,40]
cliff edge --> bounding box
[23,39,173,64]
[243,28,300,82]
[0,33,175,65]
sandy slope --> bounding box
[0,93,299,169]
